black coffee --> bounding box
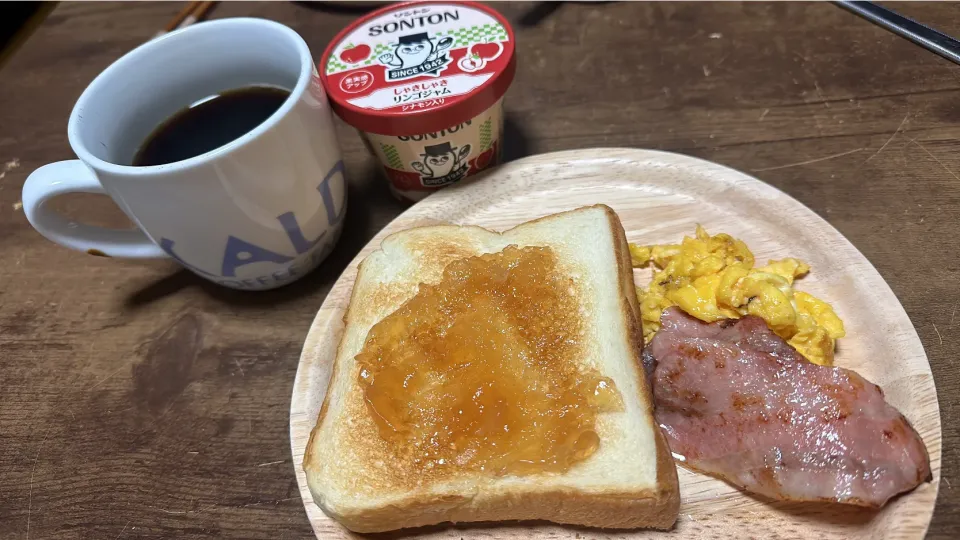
[132,86,290,167]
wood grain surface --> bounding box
[0,2,958,539]
[291,148,942,539]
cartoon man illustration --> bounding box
[379,33,454,79]
[411,142,471,186]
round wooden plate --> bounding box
[289,148,941,539]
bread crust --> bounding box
[303,205,680,533]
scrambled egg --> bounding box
[630,226,845,365]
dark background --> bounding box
[0,2,48,69]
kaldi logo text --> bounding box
[368,10,460,36]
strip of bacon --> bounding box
[645,307,930,507]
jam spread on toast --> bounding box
[356,245,622,476]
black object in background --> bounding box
[836,1,960,66]
[0,2,50,70]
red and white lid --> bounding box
[319,1,516,136]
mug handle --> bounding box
[22,160,167,258]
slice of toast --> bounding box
[303,205,680,533]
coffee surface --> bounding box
[133,86,290,166]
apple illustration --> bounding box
[472,42,502,62]
[458,54,484,72]
[340,44,371,64]
[385,168,423,191]
[473,147,496,170]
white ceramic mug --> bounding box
[22,18,346,291]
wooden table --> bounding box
[1,2,957,538]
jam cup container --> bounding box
[320,1,516,201]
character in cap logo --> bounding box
[379,32,454,80]
[411,142,471,187]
